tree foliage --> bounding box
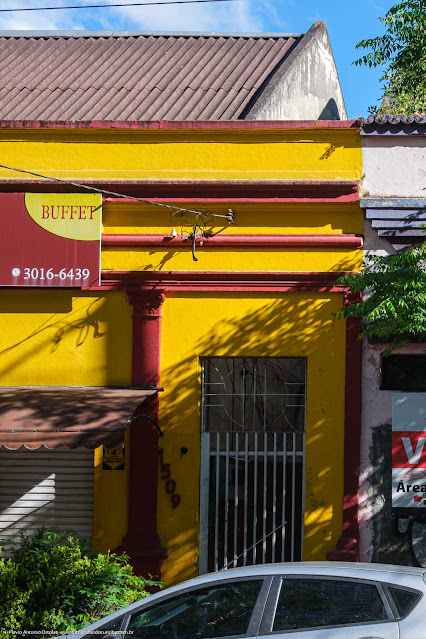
[354,0,426,114]
[0,528,159,638]
[336,243,426,353]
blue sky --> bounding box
[0,0,396,118]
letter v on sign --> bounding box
[402,437,426,465]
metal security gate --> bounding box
[199,357,306,574]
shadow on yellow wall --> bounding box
[0,290,132,386]
[103,202,364,237]
[157,292,345,586]
[0,290,133,553]
[0,288,345,583]
[103,246,361,275]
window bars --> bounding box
[199,357,306,574]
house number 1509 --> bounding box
[158,448,181,509]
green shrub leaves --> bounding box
[0,528,158,638]
[336,242,426,353]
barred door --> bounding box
[199,358,306,574]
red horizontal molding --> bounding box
[96,270,355,293]
[0,119,358,131]
[102,233,363,249]
[0,180,359,202]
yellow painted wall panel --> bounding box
[0,129,361,182]
[0,291,132,387]
[101,248,362,273]
[158,293,345,586]
[93,427,130,554]
[102,199,364,273]
[102,203,364,237]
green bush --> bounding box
[0,529,159,638]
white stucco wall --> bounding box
[246,23,347,121]
[362,136,426,198]
[360,133,426,561]
[359,124,426,563]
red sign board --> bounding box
[392,431,426,468]
[0,193,101,287]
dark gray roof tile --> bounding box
[361,114,426,124]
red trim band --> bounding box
[96,270,354,292]
[0,119,358,131]
[0,180,359,202]
[102,234,363,249]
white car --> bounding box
[61,562,426,639]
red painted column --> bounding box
[117,289,167,579]
[327,316,362,561]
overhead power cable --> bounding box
[0,0,240,12]
[0,162,234,220]
[0,162,235,260]
[0,162,204,215]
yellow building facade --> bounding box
[0,120,363,586]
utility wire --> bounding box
[0,0,240,12]
[0,162,235,261]
[0,162,233,220]
[0,163,204,215]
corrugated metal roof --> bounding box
[0,30,303,37]
[0,33,303,121]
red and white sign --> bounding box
[0,193,102,288]
[392,393,426,507]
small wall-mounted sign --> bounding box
[392,393,426,507]
[0,193,101,287]
[103,445,125,471]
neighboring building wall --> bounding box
[360,124,426,567]
[0,122,362,585]
[363,219,397,258]
[360,341,426,566]
[362,136,426,198]
[245,22,347,121]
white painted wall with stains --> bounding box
[361,136,426,199]
[360,132,426,565]
[246,21,347,121]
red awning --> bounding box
[0,386,158,449]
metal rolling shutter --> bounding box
[0,446,93,551]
